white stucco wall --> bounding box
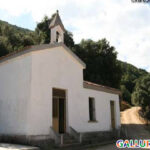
[27,46,120,136]
[0,54,32,135]
[27,47,84,135]
[0,45,120,137]
[70,88,120,132]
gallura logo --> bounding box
[116,139,150,149]
[131,0,150,2]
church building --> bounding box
[0,11,121,146]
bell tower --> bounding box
[49,10,65,44]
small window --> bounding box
[89,97,96,121]
[56,31,59,42]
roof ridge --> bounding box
[0,43,86,69]
[84,80,121,94]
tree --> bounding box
[131,75,150,119]
[73,39,122,88]
[119,60,148,103]
[0,36,10,57]
[35,16,51,44]
[64,31,74,48]
[120,85,131,104]
[0,20,39,56]
[22,35,35,47]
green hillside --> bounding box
[0,20,32,33]
[0,20,39,57]
[119,60,148,104]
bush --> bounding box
[120,85,131,104]
[131,75,150,119]
[120,100,131,111]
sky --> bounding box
[0,0,150,72]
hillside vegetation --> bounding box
[0,20,39,57]
[119,60,148,104]
[0,15,149,117]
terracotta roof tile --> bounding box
[84,81,121,95]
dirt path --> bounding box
[121,107,150,139]
[121,107,145,124]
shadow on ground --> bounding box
[121,124,150,139]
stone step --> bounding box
[60,133,80,147]
[63,134,74,138]
[63,134,75,140]
[82,137,112,143]
[0,143,39,150]
[82,135,113,144]
[60,142,81,148]
[63,136,74,140]
[64,139,78,144]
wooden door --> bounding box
[110,101,115,129]
[52,97,59,132]
[59,98,66,133]
[52,88,66,133]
